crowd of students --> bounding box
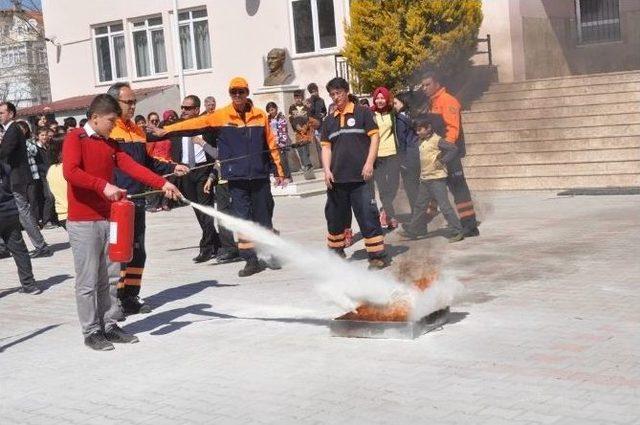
[0,70,478,351]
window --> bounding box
[290,0,337,54]
[93,23,127,83]
[131,16,167,78]
[576,0,621,44]
[178,9,212,71]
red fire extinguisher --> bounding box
[109,199,135,263]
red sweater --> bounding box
[63,127,167,221]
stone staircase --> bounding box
[462,70,640,190]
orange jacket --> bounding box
[428,87,462,144]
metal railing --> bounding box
[476,34,492,66]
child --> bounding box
[401,114,464,242]
[45,133,67,229]
[288,89,316,180]
[63,94,181,351]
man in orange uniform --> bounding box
[152,77,288,277]
[422,71,479,237]
[107,83,188,316]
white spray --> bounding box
[188,201,463,321]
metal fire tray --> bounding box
[329,307,450,340]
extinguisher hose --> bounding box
[161,145,291,178]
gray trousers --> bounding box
[13,187,46,249]
[373,155,400,219]
[68,220,119,336]
[407,178,462,235]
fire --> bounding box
[336,273,438,322]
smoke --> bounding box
[188,201,462,320]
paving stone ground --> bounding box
[1,191,639,425]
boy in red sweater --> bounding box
[63,94,181,351]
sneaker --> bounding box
[20,285,43,295]
[104,325,139,344]
[368,257,391,270]
[463,227,480,238]
[84,331,115,351]
[30,245,53,258]
[379,209,388,228]
[448,232,464,243]
[121,296,152,315]
[344,228,353,247]
[238,259,266,277]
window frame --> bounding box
[92,21,128,84]
[288,0,339,57]
[177,8,212,72]
[575,0,622,45]
[129,15,168,79]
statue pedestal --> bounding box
[252,84,323,172]
[252,84,300,112]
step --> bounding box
[487,70,640,93]
[464,123,640,143]
[468,91,640,112]
[467,174,640,191]
[463,148,640,167]
[464,136,640,155]
[464,160,640,179]
[478,81,640,103]
[463,112,640,133]
[463,101,640,123]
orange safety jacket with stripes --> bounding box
[163,104,284,180]
[428,87,466,157]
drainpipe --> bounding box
[172,0,186,100]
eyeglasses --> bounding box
[149,119,160,124]
[181,105,197,111]
[229,89,247,96]
[119,99,137,106]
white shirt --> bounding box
[181,136,206,164]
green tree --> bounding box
[343,0,482,93]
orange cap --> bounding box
[229,77,249,90]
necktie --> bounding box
[187,137,196,168]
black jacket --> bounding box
[169,135,215,165]
[0,162,18,219]
[0,122,33,190]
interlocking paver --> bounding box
[1,192,639,424]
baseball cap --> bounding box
[229,77,249,90]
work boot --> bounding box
[368,257,391,271]
[0,250,10,259]
[261,256,282,270]
[84,331,115,351]
[193,249,214,263]
[104,325,139,344]
[213,249,242,264]
[121,296,152,315]
[334,249,347,259]
[463,227,480,238]
[238,259,266,277]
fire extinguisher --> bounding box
[109,199,135,263]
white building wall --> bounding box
[42,0,348,112]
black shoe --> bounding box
[334,249,347,259]
[84,331,115,351]
[261,256,282,270]
[0,250,11,259]
[368,257,391,270]
[193,250,214,263]
[213,250,241,264]
[463,227,480,237]
[104,325,139,344]
[30,245,53,258]
[121,296,152,315]
[238,259,266,277]
[20,285,43,295]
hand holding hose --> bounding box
[103,183,127,201]
[162,181,182,200]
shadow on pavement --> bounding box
[122,303,237,335]
[49,242,70,253]
[0,324,62,353]
[0,287,21,299]
[41,274,73,292]
[446,311,469,326]
[144,280,237,310]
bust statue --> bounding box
[263,48,292,86]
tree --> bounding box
[343,0,482,93]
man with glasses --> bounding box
[106,83,189,317]
[151,77,287,277]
